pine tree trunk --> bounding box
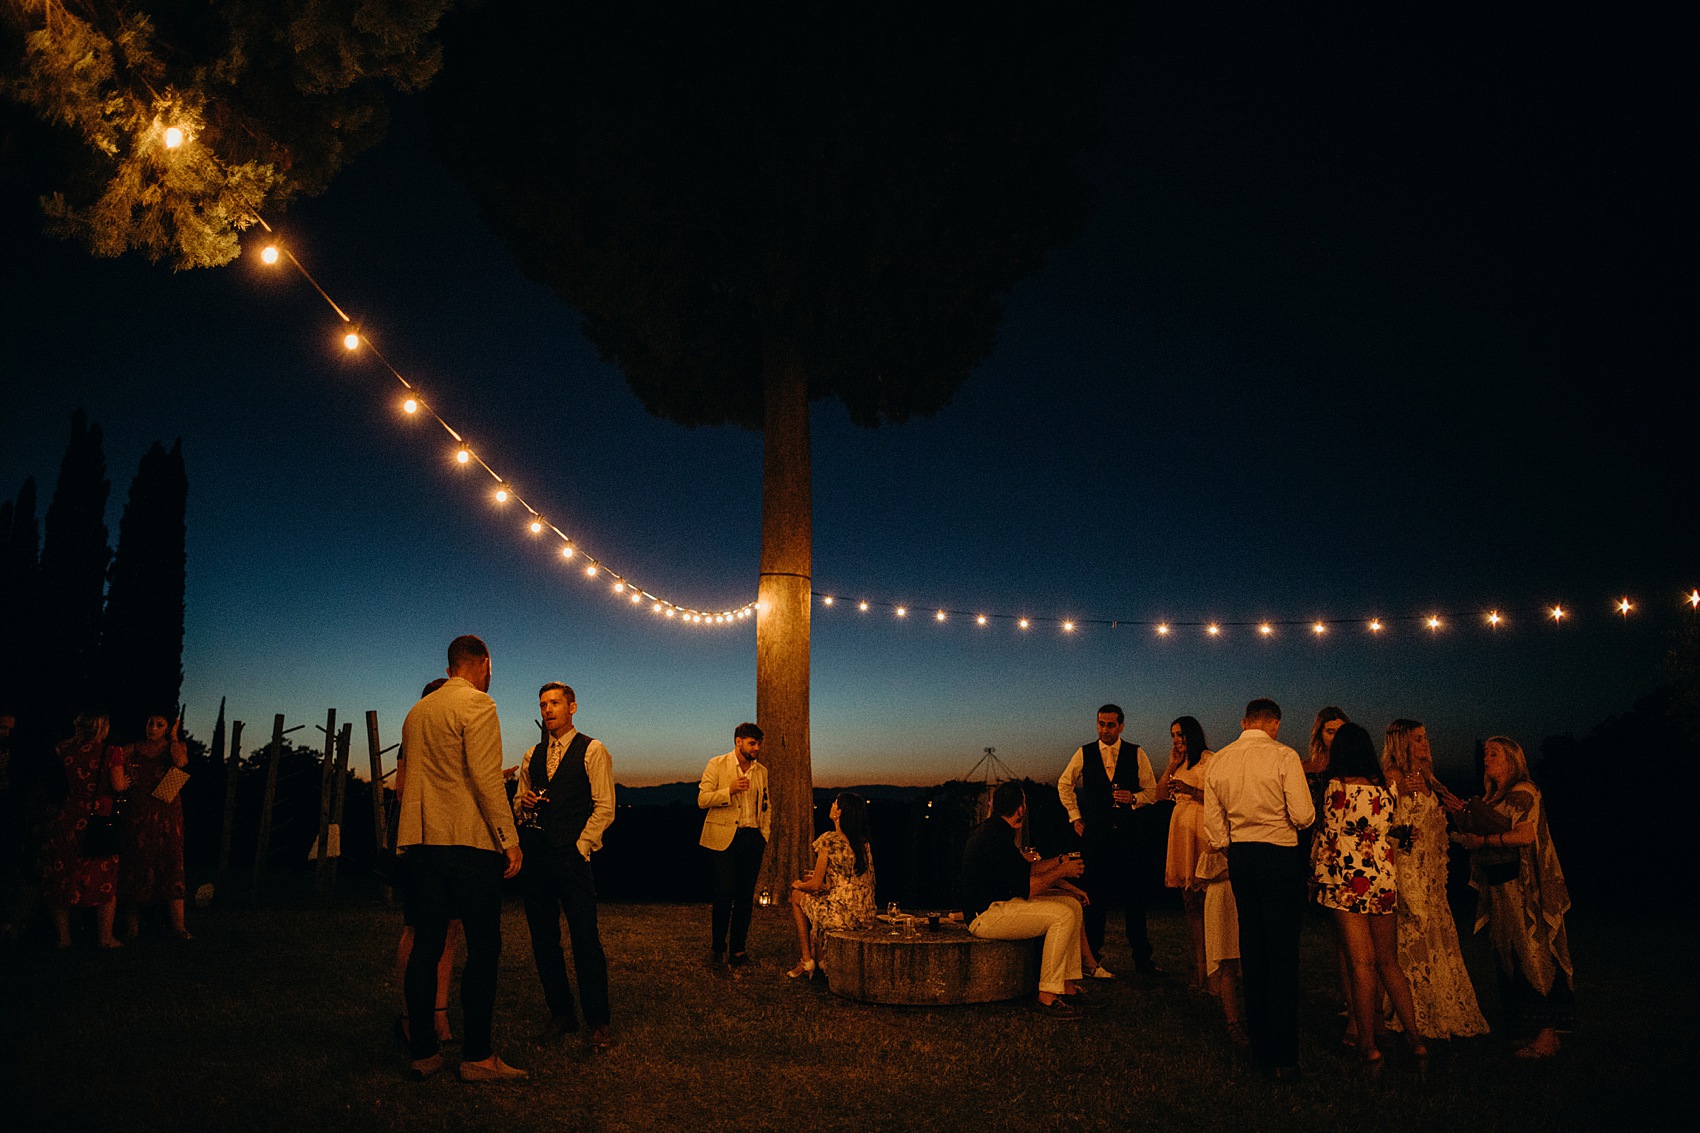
[756,341,813,896]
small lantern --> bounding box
[758,888,772,908]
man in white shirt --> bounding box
[1057,703,1162,974]
[698,722,769,966]
[398,634,525,1083]
[514,682,616,1050]
[1202,697,1315,1081]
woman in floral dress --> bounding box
[43,712,129,949]
[1311,722,1424,1072]
[1382,718,1487,1039]
[119,713,191,940]
[1452,736,1574,1059]
[786,792,875,979]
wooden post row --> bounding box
[251,714,285,904]
[216,719,244,888]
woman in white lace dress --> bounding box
[1382,719,1488,1038]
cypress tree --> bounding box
[103,440,188,741]
[37,409,111,741]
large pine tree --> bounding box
[37,409,111,740]
[103,439,188,740]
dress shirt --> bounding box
[1058,740,1158,823]
[514,726,616,860]
[1202,728,1315,850]
[732,760,762,828]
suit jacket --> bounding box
[697,751,769,850]
[397,676,518,854]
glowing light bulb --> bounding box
[976,615,987,626]
[1549,605,1565,622]
[653,603,663,613]
[1259,624,1272,636]
[561,546,574,559]
[260,245,279,265]
[1312,622,1326,635]
[1018,619,1030,630]
[1487,611,1502,627]
[1156,624,1170,636]
[163,126,184,149]
[529,520,543,534]
[343,332,360,351]
[1618,598,1633,616]
[494,488,509,503]
[585,565,597,578]
[1427,616,1442,631]
[1689,590,1700,609]
[1207,624,1220,636]
[665,608,676,618]
[858,601,869,612]
[1062,621,1075,632]
[631,592,643,603]
[455,449,471,465]
[613,582,625,593]
[822,596,833,606]
[935,610,946,622]
[895,607,907,618]
[403,398,418,414]
[1369,619,1383,632]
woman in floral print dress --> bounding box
[1311,722,1424,1072]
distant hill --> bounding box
[614,781,990,807]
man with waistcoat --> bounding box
[1058,703,1162,975]
[1203,697,1314,1081]
[514,682,615,1050]
[698,722,768,966]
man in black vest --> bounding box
[1058,703,1163,975]
[514,682,615,1049]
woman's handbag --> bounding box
[79,745,126,857]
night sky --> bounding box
[2,9,1692,786]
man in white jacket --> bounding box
[698,722,769,966]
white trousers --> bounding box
[970,894,1084,994]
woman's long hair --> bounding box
[1171,715,1209,769]
[836,792,872,876]
[1308,706,1348,765]
[1483,735,1531,803]
[1328,722,1385,785]
[71,711,109,744]
[1382,718,1426,781]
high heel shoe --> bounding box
[1358,1048,1384,1078]
[786,959,817,980]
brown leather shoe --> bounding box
[458,1056,529,1083]
[407,1053,444,1081]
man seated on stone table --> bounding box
[961,780,1094,1020]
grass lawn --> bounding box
[3,886,1691,1131]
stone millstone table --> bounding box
[821,918,1039,1005]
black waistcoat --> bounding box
[528,732,594,850]
[1079,740,1140,831]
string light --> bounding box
[935,610,946,622]
[585,565,597,577]
[493,486,510,503]
[402,398,418,414]
[342,332,360,351]
[859,601,869,612]
[1427,616,1442,631]
[455,449,470,465]
[1550,605,1566,623]
[1312,622,1326,635]
[976,615,987,626]
[1062,621,1074,632]
[1156,623,1170,636]
[1688,590,1699,610]
[1259,623,1272,636]
[1019,619,1030,630]
[895,607,907,618]
[822,596,833,606]
[1487,611,1503,627]
[1369,619,1383,633]
[561,546,574,559]
[163,126,184,149]
[1207,624,1220,636]
[259,245,279,265]
[1617,598,1633,616]
[529,520,543,534]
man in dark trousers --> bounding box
[1203,697,1315,1081]
[1058,703,1163,975]
[513,682,616,1050]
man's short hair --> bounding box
[539,681,576,702]
[1244,697,1282,723]
[1097,703,1124,724]
[734,722,763,742]
[447,634,489,669]
[991,780,1026,817]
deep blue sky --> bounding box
[2,9,1692,785]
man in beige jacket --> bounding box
[698,722,769,966]
[398,634,525,1083]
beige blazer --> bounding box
[397,676,518,854]
[697,751,770,850]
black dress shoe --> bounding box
[728,952,749,968]
[535,1014,579,1043]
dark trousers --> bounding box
[710,827,766,955]
[1227,841,1305,1069]
[1081,825,1152,964]
[521,841,611,1028]
[405,844,505,1063]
